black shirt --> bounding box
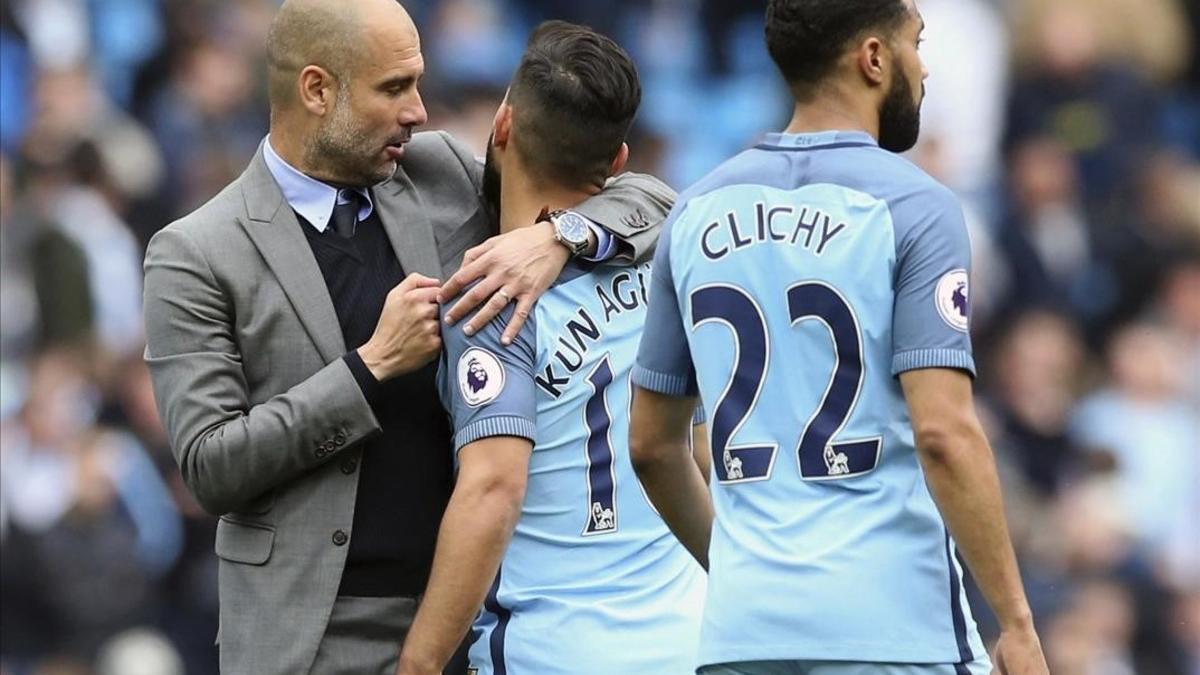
[298,205,454,597]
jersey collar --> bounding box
[756,130,879,151]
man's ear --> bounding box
[493,102,513,150]
[607,142,629,178]
[856,37,887,87]
[298,65,337,116]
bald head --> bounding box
[267,0,416,112]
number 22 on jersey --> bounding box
[690,281,881,484]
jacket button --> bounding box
[332,529,348,546]
[315,447,326,458]
[340,458,357,474]
[334,433,346,447]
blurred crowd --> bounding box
[0,0,1197,674]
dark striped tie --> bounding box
[330,189,363,238]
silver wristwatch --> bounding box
[549,210,592,257]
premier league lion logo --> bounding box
[458,348,505,407]
[466,358,488,394]
[935,270,971,332]
[951,282,969,321]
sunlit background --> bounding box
[1,0,1198,674]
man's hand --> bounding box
[438,221,569,345]
[358,273,442,381]
[993,623,1049,675]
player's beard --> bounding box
[482,133,502,219]
[308,85,396,187]
[877,72,922,154]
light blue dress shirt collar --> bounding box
[262,136,374,233]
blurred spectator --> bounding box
[1175,591,1200,675]
[1070,323,1199,568]
[146,38,266,218]
[0,152,42,374]
[44,141,145,359]
[1,349,183,663]
[994,138,1116,328]
[1045,579,1138,675]
[1155,257,1200,404]
[986,310,1089,495]
[1006,0,1166,210]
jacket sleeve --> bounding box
[436,131,676,264]
[574,172,676,264]
[142,226,381,516]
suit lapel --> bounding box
[376,166,445,281]
[237,148,347,363]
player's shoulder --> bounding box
[857,146,957,204]
[853,148,964,243]
[438,289,538,361]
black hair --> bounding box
[766,0,910,99]
[508,20,641,188]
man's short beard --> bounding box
[878,72,922,154]
[482,133,501,219]
[306,85,392,187]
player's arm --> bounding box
[900,369,1045,672]
[630,389,714,568]
[629,209,714,567]
[891,185,1046,674]
[397,300,538,675]
[396,436,531,675]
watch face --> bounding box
[559,212,590,244]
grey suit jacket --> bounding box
[143,130,674,675]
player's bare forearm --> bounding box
[641,444,713,568]
[631,388,714,569]
[396,438,531,675]
[900,370,1035,630]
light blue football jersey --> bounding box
[438,261,706,675]
[634,130,988,669]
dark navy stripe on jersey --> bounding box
[753,141,877,153]
[944,529,975,669]
[483,567,512,675]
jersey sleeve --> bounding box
[633,204,700,396]
[437,301,538,454]
[889,184,976,377]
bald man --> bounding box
[142,1,672,674]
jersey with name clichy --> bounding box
[437,261,706,675]
[633,130,987,668]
